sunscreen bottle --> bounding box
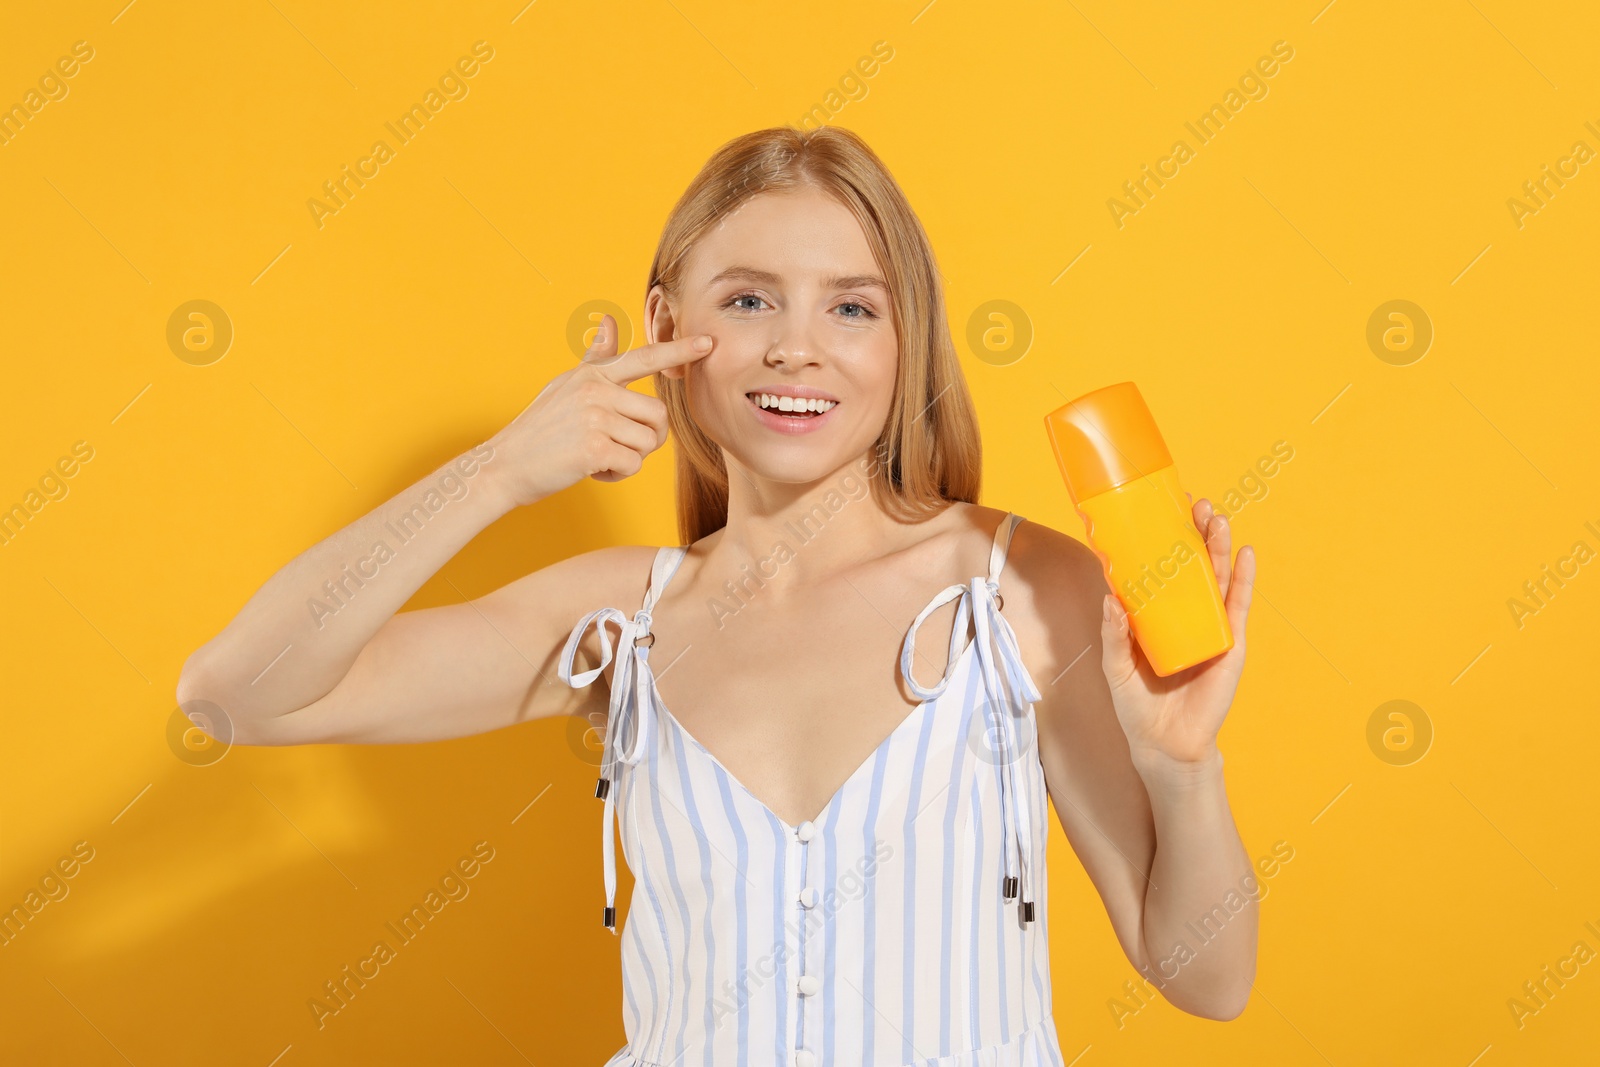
[1044,382,1233,676]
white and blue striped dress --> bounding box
[558,511,1065,1066]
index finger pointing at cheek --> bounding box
[598,333,715,386]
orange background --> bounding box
[3,1,1598,1064]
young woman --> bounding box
[178,126,1258,1066]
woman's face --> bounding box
[651,185,899,487]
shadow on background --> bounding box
[4,460,643,1064]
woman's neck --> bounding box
[708,455,950,593]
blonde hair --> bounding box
[646,125,981,545]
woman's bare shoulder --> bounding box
[557,542,665,580]
[489,542,670,620]
[996,511,1108,661]
[934,503,1097,584]
[1008,512,1101,587]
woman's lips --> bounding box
[744,393,841,435]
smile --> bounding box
[747,392,837,416]
[744,391,842,435]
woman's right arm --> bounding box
[173,318,713,746]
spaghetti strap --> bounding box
[635,544,689,648]
[898,510,1045,922]
[988,511,1025,587]
[555,543,686,931]
[901,511,1030,700]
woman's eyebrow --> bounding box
[707,265,888,291]
[827,273,889,292]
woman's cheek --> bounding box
[685,361,730,429]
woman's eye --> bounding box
[722,292,877,319]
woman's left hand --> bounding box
[1099,495,1255,772]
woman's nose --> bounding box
[766,315,822,367]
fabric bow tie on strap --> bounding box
[900,576,1045,922]
[557,605,658,933]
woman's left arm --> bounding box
[1017,496,1257,1021]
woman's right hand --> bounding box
[484,314,714,509]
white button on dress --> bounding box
[798,885,818,908]
[795,819,816,843]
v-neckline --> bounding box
[644,633,983,832]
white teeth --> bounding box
[751,393,836,413]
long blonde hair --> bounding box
[647,126,981,545]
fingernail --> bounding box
[1103,596,1113,621]
[694,335,712,351]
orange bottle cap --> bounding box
[1044,381,1173,503]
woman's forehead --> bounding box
[686,190,878,285]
